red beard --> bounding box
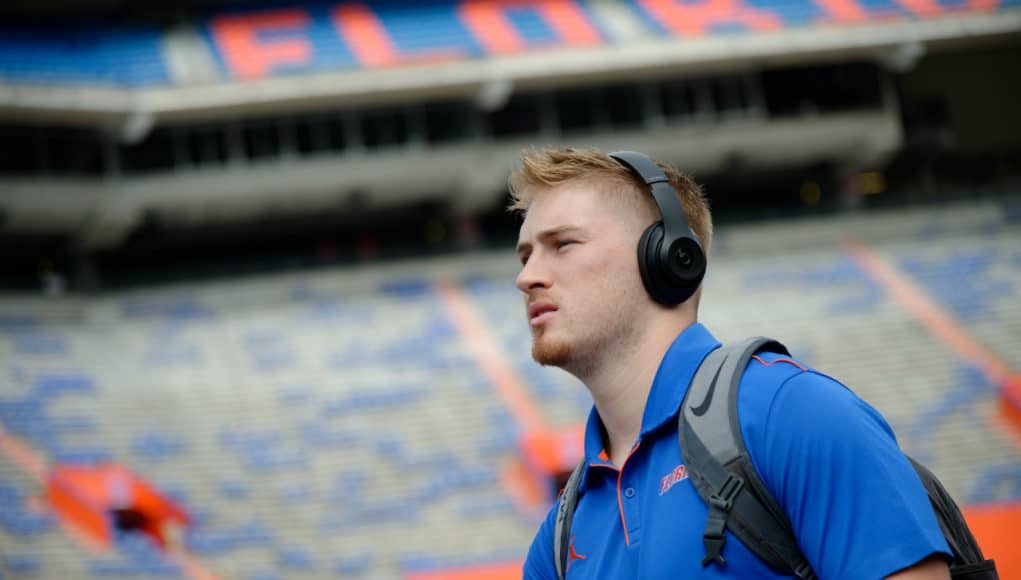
[531,328,571,367]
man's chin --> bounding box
[532,336,571,367]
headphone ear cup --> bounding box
[666,237,706,286]
[638,221,704,306]
[638,221,670,305]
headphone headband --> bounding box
[608,150,707,306]
[609,151,670,186]
[608,151,695,247]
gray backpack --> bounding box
[553,337,997,580]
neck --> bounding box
[581,313,696,466]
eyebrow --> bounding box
[516,225,583,257]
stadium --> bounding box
[0,0,1019,578]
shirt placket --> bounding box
[618,446,643,552]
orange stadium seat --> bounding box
[963,503,1021,579]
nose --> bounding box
[516,252,551,294]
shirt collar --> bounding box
[578,322,721,490]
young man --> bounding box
[511,147,951,579]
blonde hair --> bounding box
[507,147,713,254]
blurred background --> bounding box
[0,0,1019,578]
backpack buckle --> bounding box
[701,534,727,567]
[701,474,744,568]
[701,508,729,566]
[793,561,815,580]
[710,473,743,511]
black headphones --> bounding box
[608,151,707,306]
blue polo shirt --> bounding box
[523,323,950,579]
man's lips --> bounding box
[528,301,558,327]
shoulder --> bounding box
[759,364,893,443]
[742,350,812,390]
[737,353,902,496]
[737,354,951,578]
[739,351,884,433]
[736,352,840,449]
[739,353,897,458]
[523,498,560,580]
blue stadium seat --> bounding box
[244,571,282,580]
[49,415,95,432]
[325,470,367,506]
[378,278,431,299]
[300,422,361,448]
[899,246,1015,320]
[0,315,39,330]
[399,553,440,572]
[120,298,215,321]
[0,396,62,449]
[455,496,516,519]
[219,428,283,452]
[277,386,313,405]
[132,432,188,460]
[90,533,183,577]
[217,480,249,500]
[424,314,457,340]
[52,445,113,465]
[476,426,520,455]
[242,329,297,371]
[322,385,429,417]
[33,373,95,398]
[185,521,273,556]
[0,480,55,537]
[12,331,68,356]
[398,449,456,470]
[276,483,310,504]
[4,554,42,576]
[0,397,45,426]
[333,552,373,575]
[142,342,202,368]
[87,559,182,578]
[906,364,997,454]
[277,546,317,571]
[969,462,1021,503]
[374,435,404,458]
[242,450,309,473]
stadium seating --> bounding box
[0,24,168,86]
[0,203,1018,578]
[2,0,1020,86]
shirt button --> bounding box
[624,487,636,498]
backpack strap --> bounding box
[908,457,999,579]
[680,337,816,580]
[554,459,586,580]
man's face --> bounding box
[515,182,649,372]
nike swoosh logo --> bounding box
[690,362,725,417]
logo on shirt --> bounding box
[567,535,586,571]
[659,464,689,496]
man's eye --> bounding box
[557,240,575,249]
